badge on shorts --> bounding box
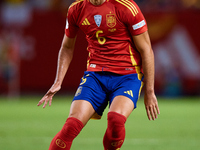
[94,15,102,27]
[75,86,82,97]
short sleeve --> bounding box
[65,6,79,38]
[118,0,148,36]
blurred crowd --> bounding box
[0,0,200,97]
[135,0,200,12]
[0,0,199,13]
[0,0,73,11]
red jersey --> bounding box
[65,0,147,75]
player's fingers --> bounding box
[37,98,45,106]
[43,100,48,108]
[153,106,158,119]
[49,97,52,106]
[156,105,160,115]
[42,96,50,108]
[37,94,48,106]
[37,101,41,106]
[149,107,155,120]
[146,107,151,120]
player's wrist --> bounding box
[144,86,155,95]
[53,80,62,87]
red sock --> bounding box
[103,112,127,150]
[49,117,84,150]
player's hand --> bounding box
[37,83,61,108]
[144,92,160,121]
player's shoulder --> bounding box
[68,0,85,11]
[109,0,140,17]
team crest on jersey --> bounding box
[106,14,116,28]
[94,15,102,27]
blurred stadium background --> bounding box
[0,0,200,97]
[0,0,200,150]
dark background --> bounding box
[0,0,200,97]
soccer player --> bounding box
[37,0,160,150]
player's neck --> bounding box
[90,0,106,5]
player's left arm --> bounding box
[132,31,160,120]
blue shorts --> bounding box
[73,71,144,117]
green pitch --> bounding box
[0,96,200,150]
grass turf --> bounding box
[0,96,200,150]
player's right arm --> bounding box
[38,1,80,108]
[37,35,76,108]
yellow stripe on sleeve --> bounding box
[115,0,138,16]
[69,0,84,9]
[124,0,138,13]
[121,0,138,14]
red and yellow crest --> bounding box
[106,14,116,28]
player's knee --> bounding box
[103,112,127,150]
[61,117,84,140]
[68,112,89,126]
[107,112,126,138]
[107,111,126,127]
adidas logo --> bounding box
[124,90,133,97]
[82,18,90,25]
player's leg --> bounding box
[109,95,134,118]
[103,96,134,150]
[49,100,95,150]
[103,73,143,150]
[68,100,96,125]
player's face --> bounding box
[90,0,106,5]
